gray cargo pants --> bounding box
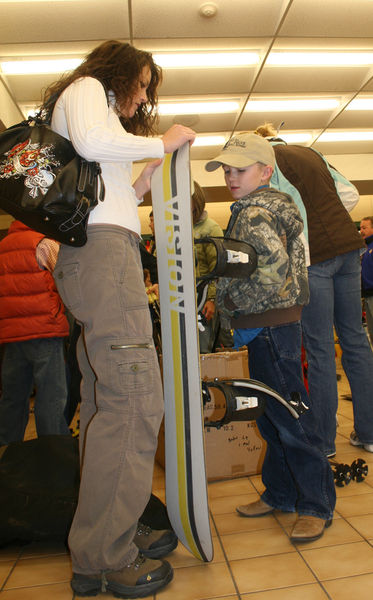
[54,224,164,574]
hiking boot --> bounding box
[71,552,173,598]
[349,431,373,453]
[236,498,274,518]
[135,522,178,558]
[290,515,332,543]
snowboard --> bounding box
[151,143,213,562]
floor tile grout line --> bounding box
[0,549,24,593]
[2,580,72,592]
[232,582,332,598]
[272,513,333,600]
[339,512,373,546]
[209,510,241,600]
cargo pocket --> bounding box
[54,263,82,312]
[108,342,163,452]
[108,343,154,400]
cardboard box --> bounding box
[201,350,266,481]
[204,420,265,481]
[200,349,250,380]
[156,350,266,480]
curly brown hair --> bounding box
[42,40,162,136]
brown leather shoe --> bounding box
[71,553,173,597]
[135,522,178,558]
[290,515,332,542]
[236,498,274,518]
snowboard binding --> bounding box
[194,236,258,280]
[195,237,257,331]
[202,378,309,428]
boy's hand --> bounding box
[202,300,216,321]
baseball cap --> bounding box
[205,133,275,172]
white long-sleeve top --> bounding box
[51,76,164,235]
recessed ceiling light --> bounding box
[280,132,313,143]
[245,99,340,112]
[346,98,373,110]
[158,101,239,115]
[1,58,82,75]
[194,135,227,147]
[318,131,373,142]
[267,52,373,66]
[153,52,259,68]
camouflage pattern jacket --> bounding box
[216,187,309,330]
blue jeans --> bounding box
[0,338,69,445]
[302,250,373,455]
[247,323,335,520]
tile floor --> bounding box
[1,361,373,599]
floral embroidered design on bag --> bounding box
[0,138,60,198]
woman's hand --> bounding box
[162,124,196,153]
[133,124,196,199]
[133,158,162,199]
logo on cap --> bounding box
[223,138,246,150]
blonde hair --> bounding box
[253,123,277,138]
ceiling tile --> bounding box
[132,0,287,39]
[0,1,130,44]
[0,0,372,158]
[279,0,373,38]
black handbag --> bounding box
[0,114,105,246]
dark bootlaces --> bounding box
[71,553,173,598]
[135,522,178,558]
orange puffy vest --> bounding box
[0,221,69,343]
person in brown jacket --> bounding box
[255,123,373,457]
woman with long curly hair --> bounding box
[47,40,195,598]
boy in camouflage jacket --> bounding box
[217,184,309,330]
[205,133,335,543]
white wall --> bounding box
[350,196,373,221]
[0,78,24,127]
[325,155,373,182]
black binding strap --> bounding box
[194,236,257,280]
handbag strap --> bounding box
[40,80,107,203]
[78,160,105,203]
